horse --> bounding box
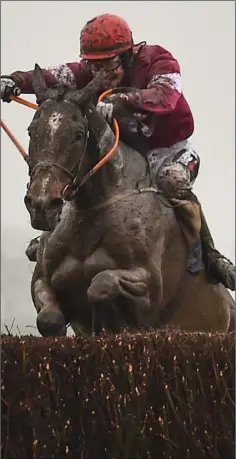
[24,64,234,337]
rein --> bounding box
[0,119,29,162]
[1,90,120,192]
[1,91,187,210]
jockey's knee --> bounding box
[157,148,200,199]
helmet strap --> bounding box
[121,41,146,69]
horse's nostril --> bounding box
[24,195,33,208]
[24,195,62,213]
[25,195,43,211]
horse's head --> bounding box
[24,64,108,231]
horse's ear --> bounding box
[32,63,48,101]
[68,69,105,107]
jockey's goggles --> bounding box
[85,55,122,73]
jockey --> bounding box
[1,13,235,291]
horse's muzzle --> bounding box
[24,194,63,231]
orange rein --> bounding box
[1,90,120,181]
[0,119,28,161]
[9,94,38,110]
[77,89,119,188]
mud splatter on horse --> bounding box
[24,64,234,336]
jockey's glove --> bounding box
[96,91,143,123]
[1,76,21,102]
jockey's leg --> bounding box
[198,202,235,291]
[153,143,235,291]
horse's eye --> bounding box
[28,129,32,138]
[75,131,83,141]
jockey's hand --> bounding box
[1,76,21,102]
[96,93,138,123]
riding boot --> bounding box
[199,204,235,291]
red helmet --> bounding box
[80,14,133,60]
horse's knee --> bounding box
[37,307,66,337]
[25,237,40,262]
[87,268,151,310]
[87,271,120,303]
[33,278,66,336]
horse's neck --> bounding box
[74,132,149,209]
[75,132,124,206]
[96,128,125,191]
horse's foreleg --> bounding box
[87,267,157,330]
[31,263,66,336]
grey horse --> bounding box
[24,65,234,336]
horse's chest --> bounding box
[41,206,145,291]
[41,221,103,287]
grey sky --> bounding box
[1,1,235,334]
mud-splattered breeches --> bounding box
[147,139,200,198]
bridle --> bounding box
[2,92,185,213]
[28,118,90,201]
[2,90,119,201]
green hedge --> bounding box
[1,329,235,459]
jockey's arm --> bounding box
[8,61,92,94]
[99,50,189,148]
[124,54,183,116]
